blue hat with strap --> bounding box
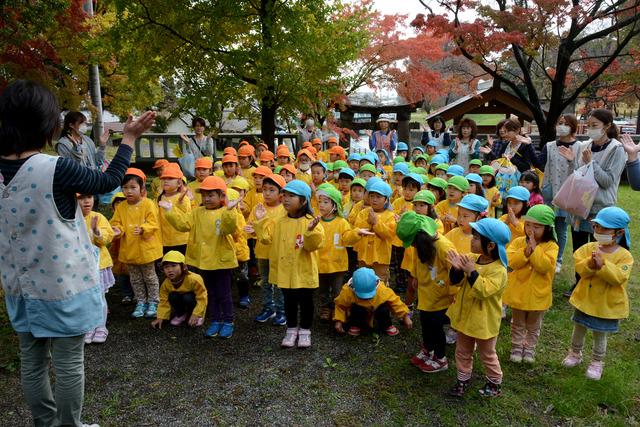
[351,267,379,299]
[458,194,489,214]
[469,218,512,267]
[360,152,378,165]
[506,186,530,202]
[284,180,313,212]
[375,148,391,165]
[368,180,392,199]
[592,206,631,248]
[311,160,327,171]
[393,162,410,175]
[338,168,356,179]
[447,164,465,177]
[465,173,483,185]
[429,154,447,165]
[412,146,425,154]
[364,176,383,192]
[402,172,424,186]
[427,140,439,148]
[347,153,362,162]
[397,142,409,151]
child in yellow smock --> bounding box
[500,186,530,242]
[435,176,469,234]
[479,165,501,218]
[157,163,191,254]
[445,194,489,255]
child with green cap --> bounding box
[315,184,357,321]
[468,158,483,174]
[333,267,411,337]
[435,175,469,234]
[504,205,559,364]
[396,211,457,374]
[479,165,501,218]
[446,218,511,398]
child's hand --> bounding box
[447,250,462,269]
[492,192,500,203]
[227,193,245,210]
[507,207,518,226]
[443,214,457,224]
[460,254,476,274]
[334,321,345,334]
[358,228,375,236]
[403,315,413,330]
[151,318,163,329]
[133,226,144,236]
[394,213,400,222]
[368,209,378,226]
[91,215,100,236]
[254,203,266,220]
[592,249,604,270]
[112,226,122,237]
[307,215,321,231]
[243,224,255,234]
[525,230,537,257]
[158,200,173,211]
[188,315,202,327]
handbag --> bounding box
[552,162,598,219]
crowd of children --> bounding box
[93,136,633,397]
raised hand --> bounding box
[592,249,604,270]
[620,133,639,161]
[516,134,532,145]
[307,215,321,231]
[558,145,575,161]
[227,194,245,210]
[358,228,375,236]
[492,192,500,203]
[581,149,592,164]
[158,200,173,211]
[447,250,462,269]
[179,133,190,142]
[122,111,157,147]
[254,203,266,220]
[507,207,518,226]
[479,145,492,154]
[99,128,110,146]
[459,254,476,274]
[91,215,100,235]
[368,209,378,226]
[525,229,537,256]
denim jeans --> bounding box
[555,216,568,264]
[258,259,284,315]
[18,333,85,427]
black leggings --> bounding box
[571,230,593,289]
[168,292,196,317]
[420,309,448,359]
[282,288,314,329]
[349,304,392,332]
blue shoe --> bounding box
[219,322,234,339]
[131,303,147,318]
[145,302,158,318]
[255,309,275,323]
[239,296,251,309]
[272,313,287,326]
[204,321,223,337]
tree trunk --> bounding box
[261,97,277,151]
[85,0,104,144]
[636,101,640,134]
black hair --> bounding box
[427,205,438,220]
[428,116,446,132]
[537,225,554,243]
[402,177,421,191]
[427,185,446,203]
[520,171,541,195]
[469,182,485,197]
[338,172,354,181]
[617,230,630,250]
[122,174,145,189]
[77,193,93,199]
[285,192,313,218]
[413,230,438,265]
[507,198,529,217]
[473,230,499,261]
[0,80,61,156]
[262,177,283,192]
[192,117,206,128]
[61,111,86,139]
[482,174,496,188]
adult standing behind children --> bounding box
[0,80,155,427]
[55,110,110,170]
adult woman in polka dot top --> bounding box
[0,80,155,427]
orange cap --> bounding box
[153,159,169,169]
[195,157,213,169]
[263,173,286,189]
[238,140,250,148]
[125,167,146,182]
[160,163,184,179]
[311,138,322,146]
[280,164,297,175]
[276,145,290,157]
[222,154,238,164]
[297,148,315,161]
[253,166,272,177]
[302,141,312,149]
[198,176,227,192]
[260,150,275,162]
[328,145,346,160]
[238,145,255,157]
[327,136,338,144]
[257,142,268,150]
[223,147,237,156]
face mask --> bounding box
[78,124,88,134]
[586,128,605,141]
[555,125,570,137]
[593,232,616,245]
[299,161,311,172]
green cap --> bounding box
[274,166,283,174]
[358,164,377,175]
[415,154,430,164]
[413,166,427,175]
[333,160,348,170]
[428,177,448,191]
[393,156,406,164]
[420,174,430,185]
[447,175,469,192]
[479,165,495,176]
[351,177,366,188]
[316,183,343,217]
[326,162,334,172]
[469,159,483,167]
[435,163,449,172]
[522,204,557,241]
[396,211,439,248]
[413,190,436,205]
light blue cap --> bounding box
[284,180,312,213]
[402,173,424,186]
[592,206,631,248]
[360,152,378,165]
[458,194,489,213]
[311,160,327,171]
[352,267,379,299]
[364,177,383,192]
[368,180,392,198]
[393,162,410,175]
[465,173,483,185]
[412,146,425,153]
[427,140,439,148]
[338,168,356,179]
[429,155,447,165]
[397,142,409,151]
[347,153,362,162]
[469,218,512,267]
[447,164,465,177]
[506,186,531,202]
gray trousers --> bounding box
[18,333,85,427]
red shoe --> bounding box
[419,356,448,373]
[410,347,432,367]
[385,325,399,336]
[348,326,361,336]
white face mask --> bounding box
[586,128,605,141]
[593,232,616,245]
[78,124,88,134]
[299,161,311,172]
[555,125,570,137]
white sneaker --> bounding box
[555,262,562,274]
[281,328,298,348]
[297,329,312,348]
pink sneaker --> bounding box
[281,328,298,348]
[297,328,312,348]
[92,327,108,344]
[586,360,604,380]
[562,350,583,368]
[170,314,187,326]
[84,330,95,345]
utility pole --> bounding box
[84,0,104,144]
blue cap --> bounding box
[412,146,425,154]
[364,177,383,192]
[283,180,312,212]
[506,186,530,202]
[397,142,409,151]
[347,153,362,162]
[352,267,379,299]
[393,162,410,175]
[338,168,356,179]
[402,173,424,186]
[429,155,447,165]
[469,218,512,267]
[465,173,483,185]
[311,160,327,171]
[446,164,465,177]
[360,152,377,165]
[427,140,439,148]
[375,148,391,165]
[592,206,631,248]
[368,180,392,198]
[458,194,489,213]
